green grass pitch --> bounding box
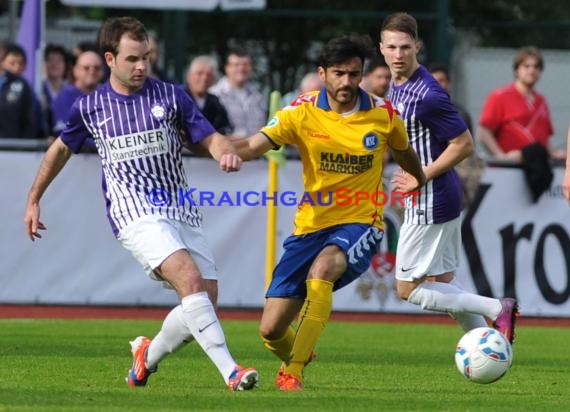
[1,318,569,411]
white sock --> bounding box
[181,291,236,382]
[407,281,502,319]
[146,305,194,370]
[447,278,489,331]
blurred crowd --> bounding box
[0,36,272,143]
[0,33,564,204]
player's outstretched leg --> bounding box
[181,291,259,390]
[448,277,488,331]
[146,305,194,368]
[127,305,194,387]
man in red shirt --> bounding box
[477,46,565,162]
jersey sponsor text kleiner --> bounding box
[104,128,168,163]
[61,78,215,236]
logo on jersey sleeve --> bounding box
[290,92,318,107]
[151,104,166,121]
[396,102,405,114]
[266,116,279,128]
[362,133,379,150]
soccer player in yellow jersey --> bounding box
[235,35,426,391]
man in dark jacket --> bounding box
[185,55,234,136]
[0,44,35,138]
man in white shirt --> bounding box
[210,47,266,138]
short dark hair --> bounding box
[98,16,148,56]
[76,41,100,55]
[225,46,251,65]
[427,63,449,79]
[317,34,374,69]
[364,57,389,75]
[0,39,7,59]
[2,43,26,65]
[381,12,418,41]
[44,44,67,62]
[513,46,543,71]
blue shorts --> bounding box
[266,223,384,299]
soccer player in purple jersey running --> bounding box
[379,12,519,344]
[23,16,258,391]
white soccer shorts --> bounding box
[395,216,461,281]
[118,214,218,285]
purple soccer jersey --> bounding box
[60,78,216,236]
[51,83,84,135]
[388,65,468,224]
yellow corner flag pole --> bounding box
[265,90,283,290]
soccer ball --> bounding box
[454,327,513,384]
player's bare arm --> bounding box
[476,125,507,158]
[549,144,566,161]
[198,132,242,173]
[423,130,474,182]
[391,145,426,192]
[232,132,275,161]
[479,124,522,161]
[24,138,72,241]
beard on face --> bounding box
[335,86,356,102]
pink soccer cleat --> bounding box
[227,365,259,391]
[493,298,519,344]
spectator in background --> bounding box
[359,58,392,166]
[185,55,233,136]
[68,42,101,82]
[1,43,26,76]
[477,46,564,162]
[280,72,323,108]
[1,43,44,138]
[478,46,562,202]
[71,41,99,58]
[279,72,324,159]
[210,47,266,138]
[0,40,6,61]
[0,45,35,138]
[51,51,104,136]
[429,64,472,131]
[429,63,480,208]
[360,57,391,98]
[42,44,69,135]
[148,34,170,82]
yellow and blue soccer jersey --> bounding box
[261,88,409,235]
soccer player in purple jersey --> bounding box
[379,12,519,344]
[23,16,258,391]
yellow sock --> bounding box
[284,279,333,379]
[261,326,295,362]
